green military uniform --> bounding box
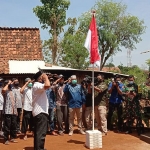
[123,83,142,133]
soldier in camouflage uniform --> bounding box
[94,74,108,136]
[123,75,142,134]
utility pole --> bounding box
[127,49,132,67]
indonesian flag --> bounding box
[84,14,100,67]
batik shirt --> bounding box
[12,87,22,108]
[4,90,17,115]
[55,84,68,106]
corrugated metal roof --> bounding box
[9,60,77,74]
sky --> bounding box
[0,0,150,68]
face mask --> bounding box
[0,82,3,86]
[72,80,77,85]
[59,82,63,86]
[8,84,13,90]
[129,81,134,84]
[14,82,19,86]
[28,83,32,88]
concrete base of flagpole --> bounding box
[85,130,102,149]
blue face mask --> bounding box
[72,80,77,85]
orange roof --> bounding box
[0,27,43,74]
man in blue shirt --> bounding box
[64,75,86,136]
[46,79,58,136]
[107,75,124,132]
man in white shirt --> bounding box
[32,71,50,150]
[20,78,33,140]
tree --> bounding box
[105,62,115,67]
[118,64,147,85]
[60,18,89,69]
[33,0,70,64]
[146,59,150,72]
[79,0,146,70]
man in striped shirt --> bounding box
[32,71,50,150]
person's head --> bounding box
[5,80,12,90]
[97,74,104,82]
[70,75,77,85]
[33,71,43,83]
[25,78,32,88]
[58,74,64,85]
[128,75,135,84]
[13,79,19,87]
[114,75,121,83]
[49,78,54,85]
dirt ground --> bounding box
[0,129,149,150]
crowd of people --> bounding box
[0,71,144,150]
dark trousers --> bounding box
[82,107,87,128]
[0,110,3,131]
[34,113,48,150]
[3,114,17,141]
[107,102,123,131]
[56,105,69,133]
[48,108,55,132]
[21,110,33,134]
[17,108,22,131]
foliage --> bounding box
[79,0,146,70]
[104,62,115,67]
[118,64,147,85]
[145,59,150,66]
[33,0,70,64]
[60,18,89,69]
[145,59,150,72]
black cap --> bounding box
[33,71,42,80]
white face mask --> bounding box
[129,81,134,84]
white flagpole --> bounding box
[92,63,95,131]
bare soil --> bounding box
[0,129,149,150]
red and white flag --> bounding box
[84,14,100,67]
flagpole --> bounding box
[92,63,95,131]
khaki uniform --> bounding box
[94,82,108,134]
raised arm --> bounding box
[42,73,50,90]
[20,79,31,94]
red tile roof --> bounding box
[0,27,43,74]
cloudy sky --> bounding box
[0,0,150,67]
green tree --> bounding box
[118,64,147,85]
[79,0,146,70]
[60,18,89,69]
[105,62,115,67]
[33,0,70,64]
[146,59,150,71]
